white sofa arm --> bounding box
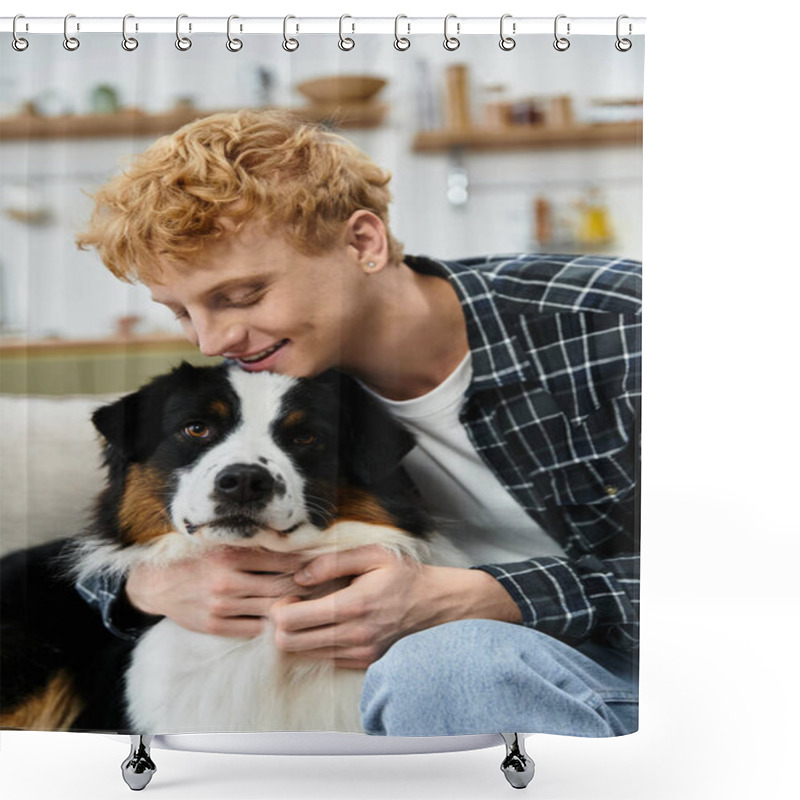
[0,394,115,557]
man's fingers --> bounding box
[273,622,342,652]
[202,615,267,639]
[296,545,394,587]
[272,628,379,666]
[270,595,304,612]
[209,568,307,603]
[270,588,362,633]
[212,546,307,574]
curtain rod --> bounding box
[1,16,645,37]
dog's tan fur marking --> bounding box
[282,409,307,427]
[119,464,173,545]
[0,670,83,731]
[209,400,230,418]
[335,486,398,527]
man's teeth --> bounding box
[240,342,284,363]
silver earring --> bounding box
[367,261,376,269]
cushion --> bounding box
[0,394,116,556]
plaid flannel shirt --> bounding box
[405,253,641,652]
[78,252,641,651]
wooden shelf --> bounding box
[0,103,388,142]
[0,333,194,358]
[0,335,219,395]
[412,121,642,153]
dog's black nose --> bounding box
[214,463,275,505]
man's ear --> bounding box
[335,374,415,485]
[345,210,389,272]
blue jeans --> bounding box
[360,620,638,737]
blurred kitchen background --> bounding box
[0,32,643,394]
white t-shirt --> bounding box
[361,354,566,565]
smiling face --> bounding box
[146,216,383,379]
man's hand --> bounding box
[125,547,310,638]
[269,544,522,669]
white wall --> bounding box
[1,32,643,339]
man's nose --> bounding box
[194,318,247,358]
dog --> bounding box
[1,363,467,734]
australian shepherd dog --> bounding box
[0,363,466,734]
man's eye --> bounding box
[183,423,212,439]
[220,288,266,308]
[232,292,263,307]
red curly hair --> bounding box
[77,109,403,282]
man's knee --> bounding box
[359,619,634,737]
[360,620,512,734]
[365,620,523,695]
[367,618,577,685]
[360,620,567,733]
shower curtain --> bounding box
[0,17,644,741]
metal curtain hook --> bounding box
[499,14,516,51]
[12,14,29,51]
[282,15,299,51]
[443,14,460,51]
[394,14,410,51]
[226,15,243,51]
[122,14,139,51]
[63,13,80,51]
[553,14,570,51]
[615,14,632,51]
[339,14,355,50]
[175,14,192,50]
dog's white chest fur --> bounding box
[123,522,469,734]
[126,620,365,733]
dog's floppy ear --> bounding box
[92,362,221,469]
[331,372,416,485]
[92,389,147,464]
[91,362,200,462]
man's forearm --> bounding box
[420,565,523,627]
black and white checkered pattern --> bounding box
[406,254,641,651]
[79,252,641,652]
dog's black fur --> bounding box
[0,539,133,730]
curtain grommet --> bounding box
[499,14,516,51]
[553,14,570,51]
[121,14,139,51]
[444,14,460,51]
[175,14,192,51]
[615,15,633,51]
[282,15,299,51]
[394,15,411,51]
[226,15,243,51]
[12,14,29,51]
[338,14,355,51]
[63,14,80,51]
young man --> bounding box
[76,109,641,736]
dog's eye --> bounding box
[183,423,211,439]
[293,433,317,446]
